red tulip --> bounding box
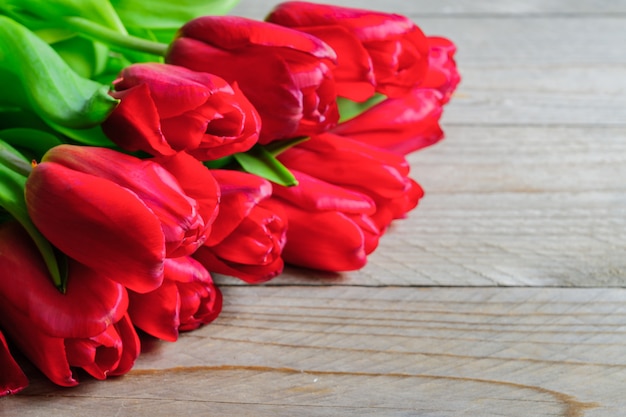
[267,1,430,98]
[128,256,222,342]
[102,63,261,161]
[25,145,219,293]
[0,222,140,387]
[166,16,339,142]
[278,131,423,231]
[268,169,379,271]
[0,330,28,396]
[331,88,444,155]
[193,170,287,283]
[422,36,461,104]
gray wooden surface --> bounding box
[2,1,625,416]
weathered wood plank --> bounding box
[3,286,624,416]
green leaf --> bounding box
[111,0,240,31]
[0,138,66,292]
[0,108,50,132]
[52,36,110,79]
[264,136,310,157]
[50,123,117,147]
[62,16,168,57]
[0,0,128,34]
[337,93,387,122]
[0,16,119,129]
[233,145,298,187]
[203,155,235,169]
[0,128,62,160]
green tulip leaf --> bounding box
[337,93,387,122]
[50,124,117,147]
[0,16,119,129]
[52,36,110,79]
[0,128,62,160]
[0,0,128,33]
[111,0,240,30]
[264,136,310,157]
[0,138,66,292]
[233,145,298,187]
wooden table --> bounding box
[3,1,626,416]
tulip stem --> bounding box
[63,16,169,57]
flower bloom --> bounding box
[421,36,461,104]
[1,330,28,396]
[266,170,379,271]
[193,170,287,283]
[25,145,219,293]
[166,15,339,141]
[0,222,140,387]
[277,132,423,231]
[330,88,445,155]
[128,256,222,342]
[102,63,261,161]
[266,1,430,99]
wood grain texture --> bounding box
[3,286,624,416]
[2,0,625,416]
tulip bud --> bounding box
[166,16,339,142]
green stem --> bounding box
[63,16,168,57]
[0,140,66,292]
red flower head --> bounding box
[267,1,430,99]
[193,170,287,283]
[0,330,28,396]
[166,15,339,142]
[422,36,461,104]
[0,222,140,387]
[25,145,219,293]
[266,170,380,271]
[277,132,423,231]
[103,63,261,161]
[128,256,222,342]
[331,88,445,155]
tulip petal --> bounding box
[272,200,367,271]
[194,245,284,284]
[422,36,461,104]
[177,279,223,331]
[103,85,176,157]
[155,152,220,231]
[108,314,141,376]
[0,308,77,387]
[25,163,165,293]
[113,63,213,119]
[177,16,336,61]
[0,331,28,396]
[39,145,208,259]
[267,2,430,97]
[331,88,444,155]
[279,133,409,200]
[0,222,130,337]
[211,205,286,265]
[289,24,375,102]
[272,169,375,215]
[206,169,272,245]
[65,325,123,380]
[128,280,180,342]
[168,37,303,140]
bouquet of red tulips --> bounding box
[0,0,459,394]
